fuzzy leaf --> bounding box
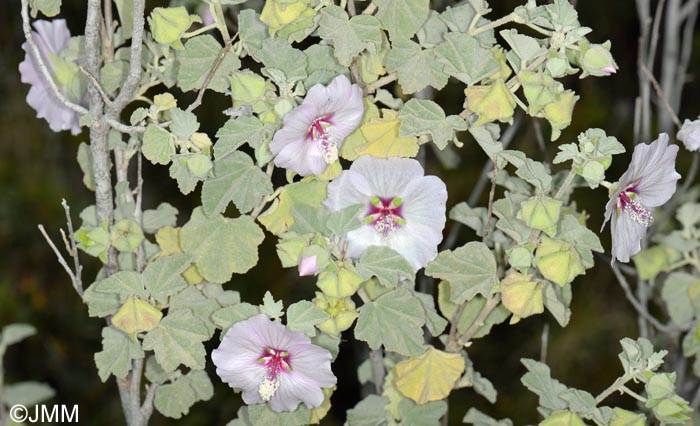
[177,35,240,93]
[358,110,419,158]
[355,288,425,356]
[435,33,499,85]
[399,99,467,149]
[375,0,429,42]
[180,208,264,283]
[385,40,448,94]
[394,347,465,404]
[425,242,499,304]
[201,151,273,215]
[142,309,209,373]
[94,326,144,382]
[318,6,382,67]
[356,246,415,287]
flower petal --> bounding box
[621,133,680,207]
[349,156,425,197]
[678,119,700,152]
[611,209,647,263]
[323,169,373,211]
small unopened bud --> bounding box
[298,255,318,277]
[600,66,617,74]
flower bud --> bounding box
[298,255,318,276]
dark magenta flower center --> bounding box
[258,347,291,381]
[617,181,653,226]
[365,196,406,238]
[306,116,338,164]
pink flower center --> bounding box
[365,196,406,238]
[617,181,653,227]
[258,347,292,381]
[307,116,338,164]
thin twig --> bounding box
[442,113,523,251]
[110,0,146,112]
[609,263,676,334]
[140,383,159,418]
[482,159,499,242]
[347,0,357,16]
[456,295,501,349]
[79,65,112,105]
[681,0,700,18]
[540,322,549,363]
[362,2,377,15]
[61,199,83,295]
[38,225,82,298]
[691,383,700,410]
[187,35,237,112]
[363,72,397,95]
[641,64,682,128]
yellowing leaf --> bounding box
[309,386,335,424]
[261,0,313,32]
[357,110,419,158]
[535,237,584,286]
[500,272,544,322]
[258,180,328,235]
[540,411,586,426]
[112,296,163,336]
[394,346,465,404]
[464,79,516,126]
[340,100,380,161]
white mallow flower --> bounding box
[324,156,447,271]
[270,74,364,176]
[677,118,700,152]
[602,133,680,263]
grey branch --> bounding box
[609,263,677,334]
[79,65,112,105]
[110,0,145,111]
[37,225,83,298]
[61,199,83,296]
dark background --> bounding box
[1,0,698,424]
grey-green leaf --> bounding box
[434,33,499,85]
[4,382,55,407]
[375,0,430,42]
[94,326,145,382]
[1,323,36,348]
[201,151,273,216]
[354,288,425,356]
[425,242,499,304]
[286,300,329,336]
[143,253,192,304]
[356,246,415,287]
[142,309,209,373]
[177,35,241,93]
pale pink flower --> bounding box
[298,255,318,276]
[600,66,617,74]
[19,19,83,135]
[324,156,447,271]
[270,74,364,176]
[212,314,336,412]
[603,134,680,262]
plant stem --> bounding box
[595,373,633,404]
[471,13,519,36]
